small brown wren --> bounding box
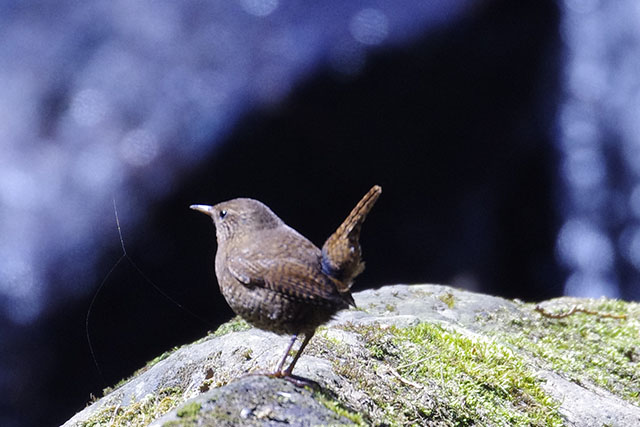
[190,185,381,379]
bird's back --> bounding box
[215,225,352,335]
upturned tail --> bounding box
[321,185,382,293]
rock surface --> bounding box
[152,376,352,426]
[63,284,640,426]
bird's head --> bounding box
[190,198,283,244]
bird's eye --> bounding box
[219,210,227,219]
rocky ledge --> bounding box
[63,284,640,426]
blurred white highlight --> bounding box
[350,8,389,46]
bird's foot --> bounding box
[268,370,321,389]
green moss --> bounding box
[176,401,201,418]
[337,322,563,426]
[485,298,640,404]
[438,291,456,308]
[81,387,183,427]
[210,316,251,337]
[397,323,561,426]
[410,289,433,299]
[241,348,253,360]
[314,390,367,426]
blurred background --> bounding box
[1,0,639,425]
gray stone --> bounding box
[62,284,640,426]
[151,376,352,426]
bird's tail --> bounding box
[321,185,382,292]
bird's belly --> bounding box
[219,280,337,335]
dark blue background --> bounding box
[4,1,638,426]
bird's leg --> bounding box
[277,331,320,389]
[283,330,314,376]
[274,334,298,375]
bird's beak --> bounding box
[190,204,214,216]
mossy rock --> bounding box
[63,284,640,426]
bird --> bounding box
[190,185,381,381]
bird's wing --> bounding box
[226,254,351,306]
